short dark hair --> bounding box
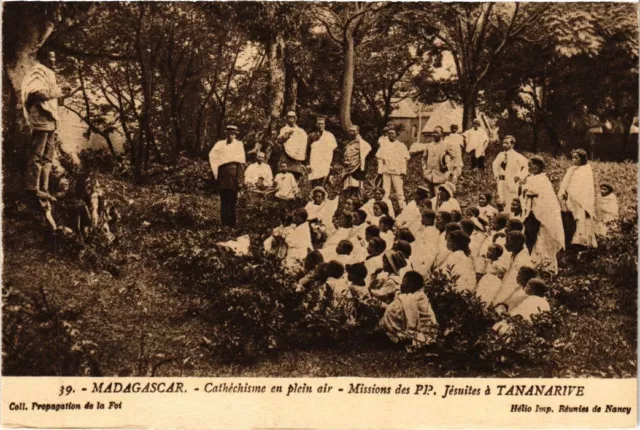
[437,211,452,224]
[460,218,475,236]
[337,240,354,255]
[355,209,368,223]
[494,214,509,229]
[527,278,547,297]
[379,215,395,228]
[295,208,308,222]
[445,222,461,234]
[346,262,367,281]
[571,149,588,165]
[365,225,380,238]
[402,271,424,294]
[393,240,412,258]
[507,218,524,232]
[325,260,345,279]
[368,237,387,254]
[396,228,415,243]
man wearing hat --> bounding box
[209,125,246,228]
[463,118,489,169]
[422,125,452,197]
[306,115,337,188]
[277,111,308,178]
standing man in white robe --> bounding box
[209,125,246,228]
[307,116,337,188]
[492,135,528,209]
[376,128,410,210]
[463,118,489,169]
[445,124,465,183]
[277,111,308,179]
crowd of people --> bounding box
[209,111,620,349]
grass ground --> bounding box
[2,149,637,377]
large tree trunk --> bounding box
[462,90,478,131]
[339,34,355,133]
[265,33,285,140]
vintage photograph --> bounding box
[2,1,638,379]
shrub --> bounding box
[2,285,102,376]
[77,148,121,174]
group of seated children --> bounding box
[262,177,619,345]
[245,153,300,201]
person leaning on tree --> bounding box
[21,50,73,203]
[209,125,246,228]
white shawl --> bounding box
[21,63,62,123]
[522,173,565,253]
[285,222,312,269]
[559,164,596,217]
[309,131,337,180]
[209,139,246,179]
[279,125,308,161]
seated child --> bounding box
[273,161,299,200]
[502,265,538,311]
[264,210,294,258]
[510,278,550,321]
[509,198,524,221]
[478,193,498,224]
[362,187,396,220]
[370,250,407,304]
[475,244,507,306]
[347,262,369,300]
[368,201,391,226]
[364,237,387,284]
[379,215,395,249]
[380,271,439,348]
[322,212,353,258]
[395,228,415,244]
[335,239,356,266]
[393,240,415,276]
[295,250,324,292]
[597,183,619,236]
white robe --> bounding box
[444,133,465,168]
[478,205,498,224]
[274,173,299,200]
[309,131,337,180]
[285,222,312,270]
[321,227,351,261]
[412,226,440,276]
[278,125,308,161]
[305,197,339,235]
[21,63,63,125]
[510,296,551,321]
[597,193,619,235]
[475,273,502,307]
[431,232,450,270]
[439,250,477,292]
[431,196,462,214]
[492,248,532,306]
[492,149,528,208]
[245,162,273,187]
[559,164,597,248]
[522,173,565,273]
[395,201,422,235]
[209,139,246,179]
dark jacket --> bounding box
[218,162,245,190]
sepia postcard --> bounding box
[1,1,637,428]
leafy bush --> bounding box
[77,148,121,174]
[2,285,102,376]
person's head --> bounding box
[492,213,509,231]
[279,209,293,226]
[473,118,481,129]
[416,186,430,202]
[346,198,362,213]
[438,183,454,203]
[365,224,381,242]
[600,183,614,197]
[348,125,360,140]
[507,218,524,232]
[286,111,297,126]
[336,239,354,256]
[435,211,452,232]
[510,198,522,215]
[387,128,397,142]
[505,231,526,253]
[450,209,462,223]
[422,208,436,227]
[225,125,238,142]
[338,212,353,228]
[311,187,327,205]
[433,126,443,142]
[354,209,367,226]
[465,206,480,218]
[446,230,471,253]
[502,135,516,152]
[525,278,547,297]
[294,208,308,225]
[460,218,475,236]
[444,222,461,240]
[401,271,424,294]
[478,193,492,207]
[516,265,538,287]
[379,215,395,233]
[256,152,266,164]
[370,202,384,218]
[381,126,389,137]
[528,156,545,175]
[36,49,56,68]
[373,188,385,202]
[493,303,509,315]
[393,240,412,259]
[571,149,588,166]
[315,262,329,282]
[279,161,289,173]
[382,250,407,275]
[450,124,459,134]
[346,262,367,286]
[316,116,326,132]
[304,250,324,272]
[324,260,345,280]
[486,244,504,262]
[367,236,387,257]
[396,228,415,244]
